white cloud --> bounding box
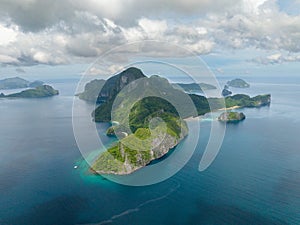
[267,53,282,61]
[87,64,124,76]
[0,0,240,30]
[253,52,300,64]
[0,24,17,46]
[216,68,224,74]
[206,0,300,53]
[0,0,300,66]
[0,54,18,64]
[138,18,167,39]
[242,0,268,14]
[87,67,105,76]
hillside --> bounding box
[91,68,192,174]
[77,79,106,102]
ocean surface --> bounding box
[0,76,300,225]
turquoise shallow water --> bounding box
[0,77,300,224]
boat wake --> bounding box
[83,182,181,225]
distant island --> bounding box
[173,82,217,93]
[0,77,44,90]
[218,112,246,123]
[0,85,59,98]
[78,67,271,175]
[28,80,44,88]
[227,78,250,88]
[221,94,271,108]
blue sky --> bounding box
[0,0,300,80]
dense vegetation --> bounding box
[93,91,270,124]
[188,94,210,115]
[93,72,199,123]
[91,68,191,174]
[129,97,182,134]
[92,128,153,173]
[225,94,270,107]
[92,115,187,174]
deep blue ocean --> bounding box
[0,76,300,225]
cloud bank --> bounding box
[0,0,300,66]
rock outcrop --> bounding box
[222,87,232,97]
[218,112,246,123]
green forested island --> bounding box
[210,93,271,109]
[0,77,44,90]
[227,78,250,88]
[91,68,190,174]
[0,85,59,98]
[78,67,270,175]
